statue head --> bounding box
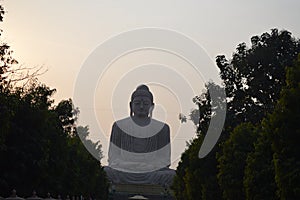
[130,84,154,118]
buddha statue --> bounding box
[104,84,175,186]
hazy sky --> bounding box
[2,0,300,167]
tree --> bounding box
[0,82,108,199]
[172,82,223,200]
[216,29,300,128]
[244,55,300,199]
[270,55,300,199]
[0,5,108,198]
[173,29,300,199]
[172,136,221,200]
[77,126,103,162]
[0,83,61,195]
[215,29,300,198]
[217,123,257,200]
[244,127,277,200]
[0,5,18,91]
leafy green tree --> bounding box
[0,82,108,198]
[0,84,58,195]
[217,123,257,200]
[172,156,188,200]
[216,29,300,128]
[0,5,18,91]
[215,29,300,199]
[244,55,300,200]
[270,55,300,199]
[172,136,221,200]
[62,126,108,199]
[173,29,300,199]
[0,5,108,198]
[172,82,223,200]
[0,5,4,22]
[244,128,277,200]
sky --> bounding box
[2,0,300,167]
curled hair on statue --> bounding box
[131,84,154,103]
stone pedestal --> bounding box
[109,183,175,200]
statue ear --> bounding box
[149,104,154,117]
[129,102,133,116]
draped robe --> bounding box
[105,117,175,185]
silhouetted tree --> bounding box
[0,82,108,199]
[215,29,300,199]
[0,5,108,198]
[172,83,223,200]
[0,5,18,91]
[244,126,277,200]
[217,123,257,200]
[173,29,300,199]
[271,55,300,199]
[244,55,300,199]
[216,29,300,128]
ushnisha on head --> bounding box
[130,84,154,118]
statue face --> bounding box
[131,96,153,118]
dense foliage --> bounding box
[0,6,108,199]
[173,29,300,199]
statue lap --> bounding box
[104,166,175,186]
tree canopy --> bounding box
[0,5,108,199]
[173,29,300,199]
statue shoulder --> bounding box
[151,119,170,132]
[151,118,165,124]
[113,117,131,127]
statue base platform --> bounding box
[109,183,175,200]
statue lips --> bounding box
[137,109,147,115]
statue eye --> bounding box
[133,101,141,105]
